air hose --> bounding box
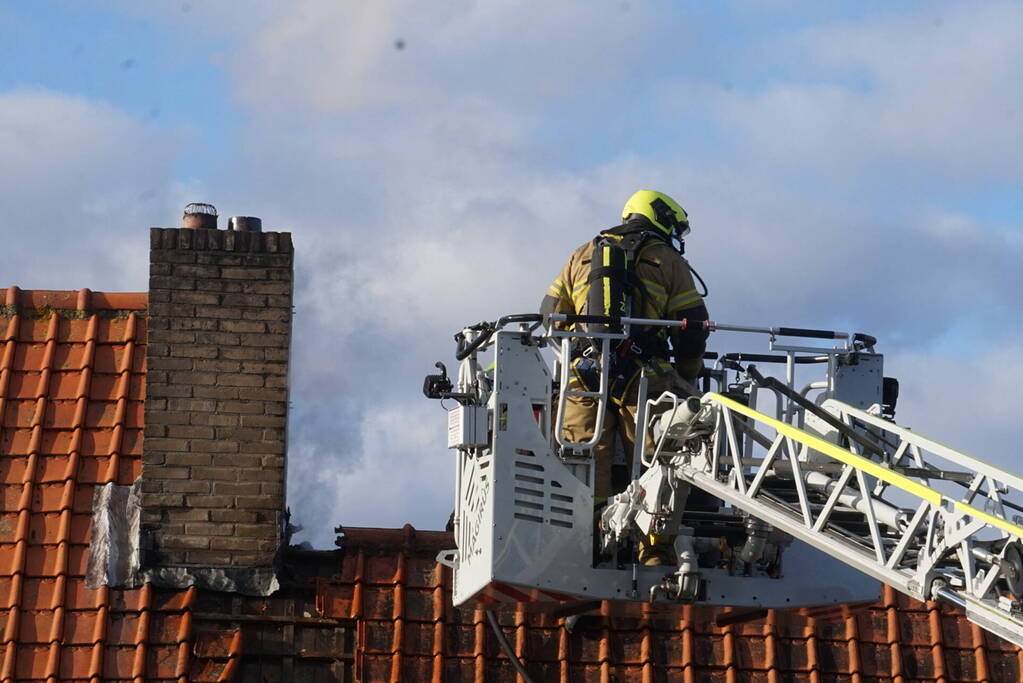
[485,609,535,683]
[689,263,709,297]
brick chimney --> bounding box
[141,205,293,591]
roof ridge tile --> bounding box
[1,288,147,314]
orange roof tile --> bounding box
[0,288,243,683]
[325,525,1023,682]
[5,286,1022,682]
[1,287,350,683]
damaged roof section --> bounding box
[1,287,149,680]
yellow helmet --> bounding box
[621,189,690,238]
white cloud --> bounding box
[289,400,454,533]
[9,3,1023,548]
[702,1,1023,181]
[218,0,665,116]
[228,1,403,113]
[217,0,1023,541]
[888,345,1023,473]
[0,88,188,291]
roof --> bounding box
[0,288,244,682]
[0,288,352,683]
[2,287,1021,682]
[327,526,1023,682]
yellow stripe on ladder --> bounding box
[705,392,1023,538]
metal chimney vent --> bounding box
[182,202,218,230]
[228,216,263,232]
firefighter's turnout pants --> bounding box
[560,358,688,502]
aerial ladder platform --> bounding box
[424,313,1023,648]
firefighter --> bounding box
[540,190,710,565]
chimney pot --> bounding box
[182,202,218,230]
[228,216,263,232]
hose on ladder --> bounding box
[485,609,535,683]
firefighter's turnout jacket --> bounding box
[541,232,709,500]
[546,240,702,321]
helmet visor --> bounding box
[650,197,690,238]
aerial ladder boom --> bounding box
[656,389,1023,646]
[426,313,1023,648]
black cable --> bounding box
[455,321,496,360]
[485,609,535,683]
[747,368,1023,516]
[455,315,546,360]
[673,237,708,297]
[746,366,885,458]
[689,263,709,297]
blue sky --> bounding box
[2,1,1021,547]
[0,2,238,176]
